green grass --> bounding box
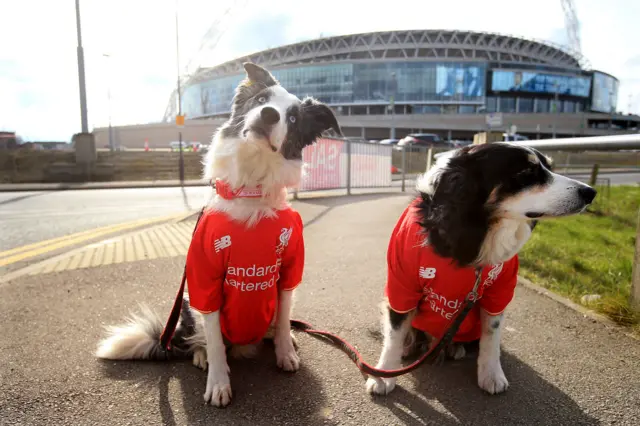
[519,184,640,330]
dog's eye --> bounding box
[258,97,266,103]
[289,116,296,123]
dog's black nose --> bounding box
[578,186,597,204]
[260,107,280,126]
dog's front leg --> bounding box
[203,312,232,407]
[274,289,300,372]
[477,310,509,394]
[366,305,413,396]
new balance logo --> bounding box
[214,235,232,253]
[419,267,436,279]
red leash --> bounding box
[159,201,483,379]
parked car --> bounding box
[379,138,400,145]
[451,139,473,148]
[170,141,203,152]
[398,133,451,150]
[503,133,529,142]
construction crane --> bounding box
[162,0,247,123]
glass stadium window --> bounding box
[491,70,591,98]
[413,105,441,114]
[486,97,497,113]
[564,100,576,113]
[443,105,458,114]
[458,105,476,114]
[369,105,386,115]
[352,61,486,105]
[499,97,516,113]
[535,99,549,113]
[518,98,534,113]
[575,102,583,113]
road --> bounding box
[0,187,207,252]
[0,171,635,255]
[0,193,637,425]
[567,172,639,185]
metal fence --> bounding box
[295,138,394,194]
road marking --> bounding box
[0,212,192,268]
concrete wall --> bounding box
[93,118,226,150]
[1,150,207,183]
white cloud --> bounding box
[1,0,638,141]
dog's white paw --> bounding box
[275,338,300,372]
[365,377,396,395]
[204,368,232,407]
[477,360,509,394]
[193,348,207,371]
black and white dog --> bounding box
[96,62,341,407]
[366,143,596,396]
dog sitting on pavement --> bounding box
[95,62,341,407]
[365,143,597,396]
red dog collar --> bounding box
[214,179,263,200]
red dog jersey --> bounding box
[385,200,518,342]
[186,207,304,346]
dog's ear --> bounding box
[420,164,490,267]
[300,97,342,144]
[242,62,278,87]
[530,147,554,171]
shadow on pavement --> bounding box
[296,192,411,229]
[371,350,598,426]
[98,345,336,426]
[0,191,48,207]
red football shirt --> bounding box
[385,200,519,342]
[185,207,304,346]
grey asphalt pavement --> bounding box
[0,187,207,252]
[1,194,638,426]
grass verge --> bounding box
[519,184,640,332]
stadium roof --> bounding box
[190,29,587,84]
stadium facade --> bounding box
[95,30,640,149]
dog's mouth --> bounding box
[243,127,277,152]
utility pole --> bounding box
[103,54,113,151]
[389,72,397,140]
[175,0,184,183]
[552,81,559,139]
[75,0,88,133]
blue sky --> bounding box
[0,0,638,141]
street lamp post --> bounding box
[389,72,397,140]
[175,1,184,183]
[609,89,614,132]
[552,81,559,139]
[103,54,113,151]
[75,0,88,133]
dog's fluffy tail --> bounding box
[95,299,198,361]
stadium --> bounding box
[94,29,640,149]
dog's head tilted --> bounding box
[416,142,597,267]
[204,62,341,195]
